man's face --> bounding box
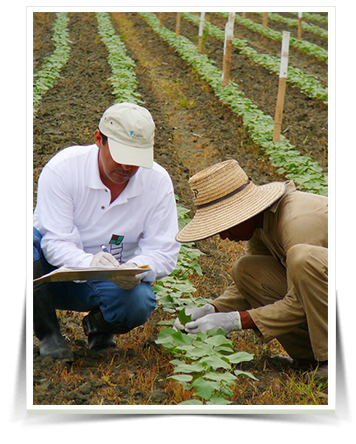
[219,215,261,242]
[95,130,139,186]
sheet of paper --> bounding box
[33,265,150,283]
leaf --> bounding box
[234,369,259,381]
[206,397,233,405]
[179,399,203,405]
[173,362,205,373]
[177,308,192,326]
[205,334,233,348]
[203,372,237,385]
[167,374,193,383]
[227,351,254,364]
[199,355,231,370]
[192,377,220,400]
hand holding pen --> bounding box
[89,245,120,268]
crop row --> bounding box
[184,12,328,103]
[260,12,328,39]
[33,12,71,114]
[140,12,327,196]
[218,12,328,63]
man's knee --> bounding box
[103,282,156,329]
[287,244,327,276]
[231,256,253,290]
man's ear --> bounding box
[94,129,102,148]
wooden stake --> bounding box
[176,12,181,37]
[298,12,303,39]
[197,12,205,55]
[263,12,268,28]
[221,12,235,86]
[159,13,164,26]
[242,12,247,18]
[273,31,290,142]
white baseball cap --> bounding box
[98,102,155,168]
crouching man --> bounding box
[33,103,180,360]
[174,160,328,381]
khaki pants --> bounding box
[212,244,328,362]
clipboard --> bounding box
[33,265,150,283]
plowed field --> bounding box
[33,11,328,407]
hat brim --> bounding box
[108,138,153,169]
[176,182,287,243]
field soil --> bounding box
[33,12,328,406]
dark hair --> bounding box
[99,131,108,145]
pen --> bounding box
[100,244,109,253]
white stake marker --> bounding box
[221,12,235,86]
[273,31,290,142]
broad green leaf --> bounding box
[203,372,237,385]
[199,355,231,370]
[192,377,220,400]
[173,362,205,373]
[206,397,233,405]
[234,369,259,381]
[185,342,214,359]
[205,334,233,348]
[179,399,203,405]
[177,308,192,326]
[167,374,193,382]
[227,351,254,364]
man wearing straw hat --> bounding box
[174,159,328,380]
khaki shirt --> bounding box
[246,181,328,267]
[212,181,328,313]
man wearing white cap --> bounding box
[33,102,180,360]
[174,160,328,381]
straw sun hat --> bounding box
[176,160,287,243]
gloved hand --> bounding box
[90,251,120,268]
[184,311,242,334]
[173,304,215,331]
[109,262,148,290]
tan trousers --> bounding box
[212,244,328,362]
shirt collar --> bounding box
[267,180,295,213]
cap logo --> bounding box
[192,189,199,198]
[129,131,145,141]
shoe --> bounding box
[33,260,74,361]
[39,333,74,361]
[269,354,317,370]
[82,311,117,352]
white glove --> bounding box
[90,251,120,268]
[184,311,242,334]
[109,262,147,290]
[173,304,215,331]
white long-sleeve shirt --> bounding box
[33,144,181,282]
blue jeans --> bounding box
[33,227,157,330]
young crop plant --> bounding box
[154,201,257,405]
[140,12,327,197]
[96,12,142,104]
[33,12,71,114]
[156,328,257,405]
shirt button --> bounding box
[101,206,105,210]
